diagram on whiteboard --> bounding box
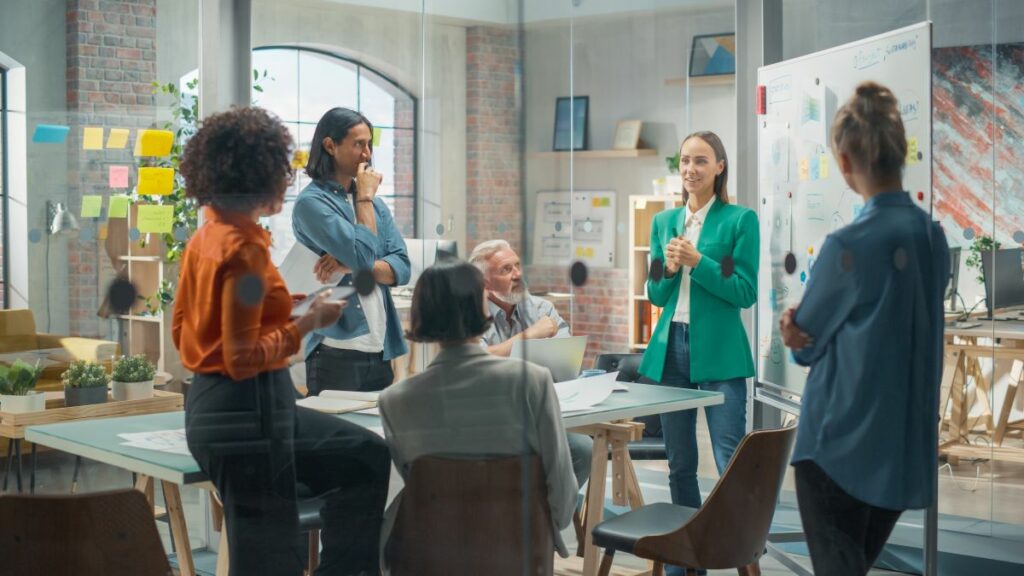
[532,191,616,268]
[757,22,932,395]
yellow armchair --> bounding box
[0,309,119,392]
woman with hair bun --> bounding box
[780,82,949,576]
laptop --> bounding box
[509,336,588,383]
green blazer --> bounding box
[639,200,759,383]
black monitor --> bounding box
[946,247,960,310]
[981,248,1024,317]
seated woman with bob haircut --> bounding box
[378,259,578,569]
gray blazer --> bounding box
[379,343,578,561]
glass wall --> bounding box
[3,0,1022,573]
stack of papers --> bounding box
[553,371,618,413]
[119,429,190,456]
[297,390,379,414]
[278,242,345,296]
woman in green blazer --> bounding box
[639,132,758,538]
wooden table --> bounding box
[941,321,1024,464]
[26,383,722,576]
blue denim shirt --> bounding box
[791,191,949,511]
[292,179,410,360]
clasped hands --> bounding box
[663,236,702,275]
[779,307,814,350]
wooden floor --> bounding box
[554,556,642,576]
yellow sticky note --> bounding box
[798,158,810,181]
[372,127,382,147]
[98,223,109,240]
[591,197,611,208]
[575,246,585,257]
[906,136,919,165]
[138,167,174,195]
[83,127,104,150]
[134,129,174,157]
[106,128,129,149]
[108,195,130,219]
[820,155,830,179]
[136,204,174,234]
[584,247,594,258]
[81,195,102,218]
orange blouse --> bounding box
[172,207,300,381]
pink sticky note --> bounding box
[109,165,130,189]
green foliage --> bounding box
[140,70,271,311]
[0,360,44,396]
[62,360,109,389]
[112,355,156,383]
[965,234,1000,286]
[665,151,680,174]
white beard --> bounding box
[492,285,528,306]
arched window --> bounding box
[181,47,416,264]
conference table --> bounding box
[25,382,723,576]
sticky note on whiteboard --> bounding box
[134,129,174,157]
[136,204,174,233]
[138,167,174,195]
[83,127,104,150]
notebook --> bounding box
[296,390,379,414]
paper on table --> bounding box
[118,428,191,456]
[553,371,618,413]
[297,395,376,414]
[278,241,344,295]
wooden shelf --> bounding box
[634,246,651,252]
[664,75,735,87]
[632,295,649,301]
[122,256,162,262]
[528,149,658,160]
[114,314,163,323]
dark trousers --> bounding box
[186,370,391,576]
[306,344,394,396]
[794,460,902,576]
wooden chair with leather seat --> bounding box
[0,489,173,576]
[592,425,797,576]
[386,454,555,576]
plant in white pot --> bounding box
[111,355,157,401]
[62,360,110,407]
[0,360,46,413]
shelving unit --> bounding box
[103,203,171,372]
[628,195,683,350]
[528,149,657,160]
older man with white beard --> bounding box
[469,239,593,495]
[469,239,570,357]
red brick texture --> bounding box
[465,26,522,255]
[66,0,158,337]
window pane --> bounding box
[264,199,297,267]
[253,48,299,121]
[298,50,357,124]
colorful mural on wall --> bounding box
[932,43,1024,250]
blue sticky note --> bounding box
[32,124,70,143]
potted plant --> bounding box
[62,360,110,407]
[111,355,157,401]
[0,360,46,413]
[664,150,683,195]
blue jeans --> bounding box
[659,322,747,510]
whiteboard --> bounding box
[531,191,616,268]
[756,22,932,395]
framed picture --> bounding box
[689,32,736,77]
[553,96,589,151]
[612,120,642,150]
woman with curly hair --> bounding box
[173,106,391,576]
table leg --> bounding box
[215,516,230,576]
[15,439,22,493]
[162,480,195,576]
[71,456,82,494]
[582,430,610,576]
[995,362,1024,447]
[3,438,13,492]
[30,442,36,494]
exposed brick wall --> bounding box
[466,26,521,255]
[65,0,157,337]
[392,99,415,237]
[526,264,630,369]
